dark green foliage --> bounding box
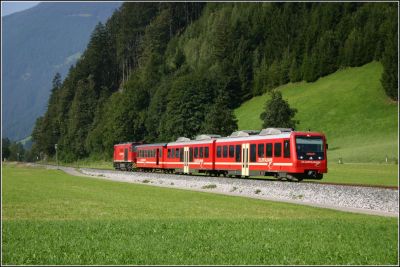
[381,36,398,101]
[202,94,238,136]
[159,73,214,141]
[2,138,11,161]
[30,2,398,161]
[380,7,398,101]
[2,139,25,161]
[260,91,298,129]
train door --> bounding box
[241,143,250,176]
[184,147,190,173]
[124,148,128,162]
[156,148,160,165]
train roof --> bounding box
[115,129,325,148]
[114,142,137,147]
[135,143,167,148]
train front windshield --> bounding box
[295,136,324,160]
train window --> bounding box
[284,140,290,158]
[194,147,198,158]
[274,143,282,157]
[168,149,171,158]
[217,146,221,158]
[180,148,184,162]
[250,144,256,162]
[235,145,241,162]
[223,146,228,158]
[175,148,179,158]
[266,143,273,157]
[229,145,234,158]
[189,148,193,162]
[258,144,265,157]
[205,147,209,158]
[200,147,204,158]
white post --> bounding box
[55,144,58,169]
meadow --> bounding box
[2,164,398,265]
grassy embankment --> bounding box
[235,61,398,186]
[2,164,398,265]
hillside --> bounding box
[28,2,397,162]
[235,61,398,163]
[2,2,121,141]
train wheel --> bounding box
[287,174,302,182]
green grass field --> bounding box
[235,61,398,164]
[323,162,398,186]
[43,158,114,170]
[2,164,398,265]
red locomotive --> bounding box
[113,142,142,171]
[113,128,328,181]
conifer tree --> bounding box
[381,35,398,101]
[201,93,238,136]
[260,90,298,129]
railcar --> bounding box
[113,128,328,181]
[135,143,166,171]
[213,128,327,181]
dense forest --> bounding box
[29,2,398,162]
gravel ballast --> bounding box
[45,165,398,217]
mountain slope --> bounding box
[235,61,398,163]
[2,2,121,141]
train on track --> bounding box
[113,128,328,181]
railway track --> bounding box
[34,162,398,190]
[79,165,400,190]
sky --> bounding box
[1,1,40,17]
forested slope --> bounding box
[31,2,398,162]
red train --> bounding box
[113,128,328,181]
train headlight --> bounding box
[318,156,322,160]
[310,157,313,160]
[300,156,303,159]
